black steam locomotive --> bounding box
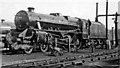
[5,7,108,54]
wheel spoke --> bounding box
[40,44,49,52]
[24,47,33,54]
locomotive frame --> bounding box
[4,7,110,54]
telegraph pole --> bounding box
[98,13,120,47]
[114,12,118,47]
[96,0,120,47]
[106,0,108,39]
[111,27,114,45]
[95,0,108,39]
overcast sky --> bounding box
[0,0,119,29]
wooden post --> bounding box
[111,27,114,45]
[115,12,118,47]
[106,0,108,39]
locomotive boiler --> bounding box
[15,7,81,31]
[5,7,107,54]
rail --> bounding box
[2,47,119,68]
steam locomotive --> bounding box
[5,7,108,54]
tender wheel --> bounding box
[23,47,33,54]
[40,44,49,52]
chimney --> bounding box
[1,19,5,23]
[28,7,35,12]
[95,2,98,22]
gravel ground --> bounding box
[2,48,117,66]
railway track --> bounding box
[2,47,119,68]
